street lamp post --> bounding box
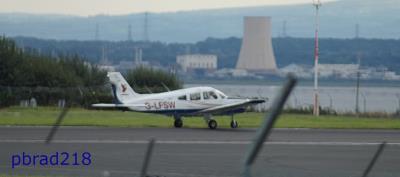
[313,0,322,116]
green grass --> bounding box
[0,175,62,177]
[0,107,400,129]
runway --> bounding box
[0,127,399,177]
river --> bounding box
[185,84,400,113]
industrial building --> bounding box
[278,63,400,80]
[236,16,277,72]
[318,64,359,78]
[176,54,217,72]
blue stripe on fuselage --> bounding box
[143,108,246,116]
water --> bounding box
[185,84,400,113]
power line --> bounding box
[355,23,360,39]
[128,24,132,41]
[282,20,287,37]
[95,23,99,41]
[144,12,149,42]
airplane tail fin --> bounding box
[107,72,140,103]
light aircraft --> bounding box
[92,72,265,129]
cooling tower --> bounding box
[236,16,277,72]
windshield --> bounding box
[215,90,227,99]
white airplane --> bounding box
[93,72,265,129]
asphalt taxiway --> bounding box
[0,127,399,177]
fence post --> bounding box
[140,138,155,177]
[396,94,400,112]
[241,75,297,177]
[45,104,70,144]
[361,142,386,177]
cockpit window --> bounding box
[190,92,201,100]
[203,92,210,100]
[209,91,218,99]
[178,95,187,100]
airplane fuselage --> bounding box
[121,87,248,116]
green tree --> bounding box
[0,36,109,107]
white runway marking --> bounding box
[0,139,399,146]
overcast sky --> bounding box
[0,0,334,16]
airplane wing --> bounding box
[195,99,265,114]
[92,103,145,108]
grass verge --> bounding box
[0,175,70,177]
[0,107,399,129]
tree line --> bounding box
[0,36,110,107]
[1,37,182,108]
[13,36,400,74]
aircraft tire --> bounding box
[174,119,183,128]
[208,120,218,129]
[230,120,238,128]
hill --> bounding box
[13,36,400,74]
[1,0,399,42]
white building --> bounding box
[98,65,116,72]
[177,54,217,72]
[277,63,400,80]
[213,68,253,78]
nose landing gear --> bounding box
[230,120,238,128]
[230,114,238,128]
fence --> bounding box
[0,85,112,108]
[10,76,389,177]
[186,84,400,114]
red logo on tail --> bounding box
[121,84,127,93]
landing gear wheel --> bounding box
[208,120,218,129]
[174,119,183,128]
[230,120,238,128]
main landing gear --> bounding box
[173,115,183,128]
[208,119,218,129]
[204,114,218,129]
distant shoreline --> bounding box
[185,79,400,87]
